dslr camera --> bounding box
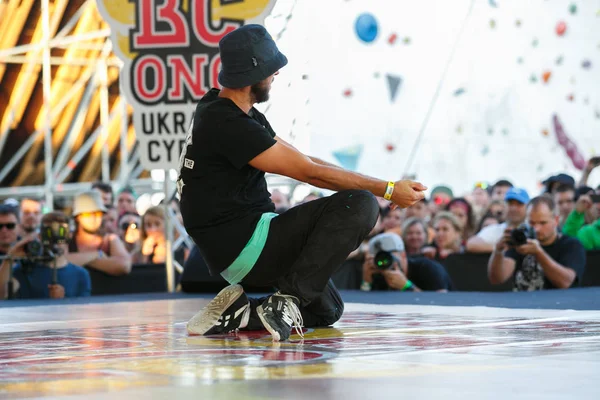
[23,220,70,261]
[508,224,536,247]
[367,233,405,271]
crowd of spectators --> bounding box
[0,183,187,300]
[0,157,599,300]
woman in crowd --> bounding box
[382,205,403,235]
[422,212,465,260]
[133,206,188,265]
[446,198,476,241]
[118,211,142,255]
[486,199,506,223]
[476,211,502,233]
[133,206,167,264]
[401,217,429,256]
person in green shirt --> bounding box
[562,193,600,250]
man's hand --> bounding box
[390,180,427,209]
[495,228,512,253]
[48,284,65,299]
[381,264,408,290]
[7,234,37,258]
[585,157,600,173]
[575,194,593,214]
[362,254,379,283]
[141,236,158,256]
[421,246,437,259]
[515,239,542,256]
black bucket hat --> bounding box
[218,24,288,89]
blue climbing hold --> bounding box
[355,13,379,43]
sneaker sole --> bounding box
[187,284,245,335]
[257,304,282,342]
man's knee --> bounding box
[346,190,379,228]
[328,299,344,325]
[313,299,344,326]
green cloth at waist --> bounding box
[220,212,278,284]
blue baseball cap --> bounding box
[218,24,288,89]
[504,187,530,204]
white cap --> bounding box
[368,232,405,254]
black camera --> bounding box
[23,221,70,261]
[368,233,405,271]
[24,239,43,258]
[374,251,399,270]
[509,224,536,247]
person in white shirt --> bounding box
[466,187,530,253]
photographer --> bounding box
[361,232,453,292]
[488,196,586,291]
[0,212,91,299]
[0,205,19,298]
[466,188,529,253]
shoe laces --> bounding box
[274,293,304,338]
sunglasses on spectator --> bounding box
[121,222,138,231]
[433,195,451,205]
[0,223,16,230]
[80,212,103,218]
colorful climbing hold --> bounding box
[556,21,567,36]
[355,13,379,43]
[556,55,564,66]
[542,70,552,83]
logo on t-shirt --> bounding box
[514,255,545,291]
[184,158,195,169]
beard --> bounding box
[250,80,270,104]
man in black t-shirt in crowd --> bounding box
[180,25,427,341]
[488,196,586,291]
[361,233,453,292]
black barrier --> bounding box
[440,251,600,291]
[86,264,178,295]
[440,253,514,292]
[85,251,600,295]
[582,251,600,287]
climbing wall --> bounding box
[262,0,600,195]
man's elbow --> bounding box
[488,274,506,285]
[466,238,493,253]
[487,265,507,285]
[109,258,132,276]
[556,271,577,289]
[118,258,132,275]
[298,160,322,184]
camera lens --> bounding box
[374,251,394,270]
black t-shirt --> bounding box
[178,89,277,275]
[372,257,454,291]
[505,234,586,291]
[406,257,454,291]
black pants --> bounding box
[241,189,379,329]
